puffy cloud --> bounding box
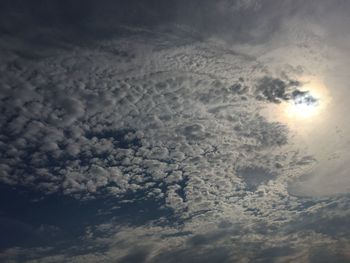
[255,76,301,103]
[1,1,350,261]
[0,28,297,208]
[0,27,316,261]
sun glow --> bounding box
[283,77,330,123]
[284,92,320,119]
[263,76,331,131]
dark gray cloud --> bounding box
[237,166,277,191]
[1,0,348,46]
[255,76,301,103]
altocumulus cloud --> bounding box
[1,0,350,262]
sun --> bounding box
[285,91,320,119]
[281,77,331,124]
[263,76,331,131]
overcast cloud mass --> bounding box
[1,1,350,262]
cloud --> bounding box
[0,25,315,260]
[0,27,298,208]
[255,76,301,103]
[289,152,350,197]
[2,221,347,263]
[1,1,350,262]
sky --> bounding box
[1,0,350,262]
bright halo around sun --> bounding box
[264,76,331,131]
[284,77,331,123]
[285,90,320,119]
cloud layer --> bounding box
[1,1,350,262]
